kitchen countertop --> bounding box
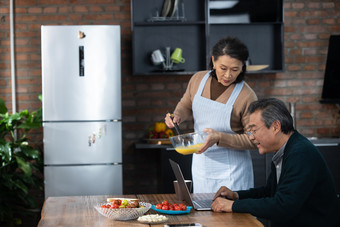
[308,137,340,146]
[135,143,171,150]
[135,137,340,150]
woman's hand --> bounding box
[164,113,181,128]
[196,128,220,154]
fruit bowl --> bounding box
[145,138,171,145]
[169,131,209,155]
[94,201,151,220]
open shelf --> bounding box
[131,0,284,75]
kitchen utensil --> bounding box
[161,0,172,17]
[151,49,165,65]
[169,131,208,155]
[170,47,185,63]
[168,0,179,17]
[162,47,173,70]
[168,112,181,135]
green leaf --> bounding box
[0,142,12,166]
[15,156,32,176]
[11,178,28,194]
[10,112,21,120]
[6,113,21,129]
[0,99,7,114]
[33,108,42,124]
[17,122,41,130]
[19,109,29,117]
[20,146,39,159]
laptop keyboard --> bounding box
[193,199,213,208]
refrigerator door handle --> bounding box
[79,45,84,77]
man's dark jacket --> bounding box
[233,131,340,227]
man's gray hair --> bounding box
[248,98,294,134]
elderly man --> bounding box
[211,98,340,227]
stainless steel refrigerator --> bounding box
[41,25,122,198]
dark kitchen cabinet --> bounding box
[133,143,192,194]
[131,0,284,76]
[310,138,340,196]
[160,147,193,193]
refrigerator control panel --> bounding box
[79,46,84,77]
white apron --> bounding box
[191,71,254,193]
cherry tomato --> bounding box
[101,205,107,208]
[110,204,119,209]
[114,199,122,206]
[156,200,187,211]
[162,200,169,205]
[162,205,169,210]
[174,205,181,211]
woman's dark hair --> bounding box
[248,98,295,134]
[209,36,249,83]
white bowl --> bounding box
[94,201,151,220]
[170,131,208,155]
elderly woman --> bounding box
[165,37,257,193]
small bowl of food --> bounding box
[169,131,208,155]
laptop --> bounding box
[169,159,213,211]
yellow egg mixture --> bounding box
[175,143,204,155]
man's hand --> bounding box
[213,186,238,201]
[211,197,234,212]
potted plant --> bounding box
[0,96,43,226]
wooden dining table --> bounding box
[38,194,264,227]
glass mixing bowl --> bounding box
[169,131,209,155]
